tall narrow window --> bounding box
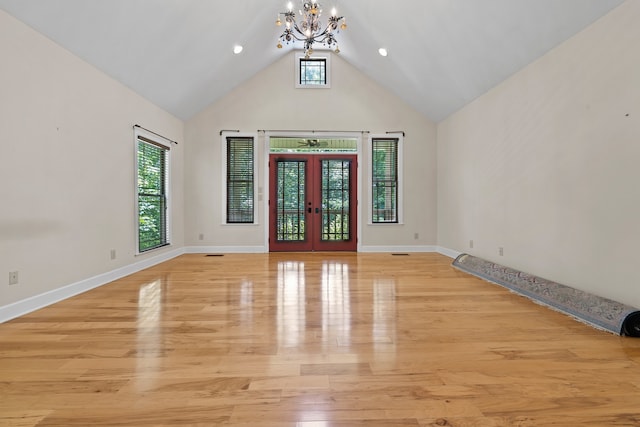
[371,138,399,223]
[136,134,170,252]
[226,136,255,223]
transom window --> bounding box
[269,137,357,153]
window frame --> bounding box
[368,134,404,225]
[221,132,259,225]
[135,127,172,254]
[295,51,331,89]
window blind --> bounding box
[226,137,255,223]
[372,138,398,223]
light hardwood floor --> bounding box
[1,253,640,426]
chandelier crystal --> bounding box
[276,1,347,58]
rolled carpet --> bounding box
[452,254,640,337]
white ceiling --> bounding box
[0,0,624,122]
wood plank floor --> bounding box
[1,253,640,426]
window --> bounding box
[136,131,170,253]
[300,58,326,85]
[226,136,256,223]
[295,52,331,88]
[371,137,401,223]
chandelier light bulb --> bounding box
[233,45,243,54]
[331,7,336,16]
[287,2,293,11]
[378,48,388,57]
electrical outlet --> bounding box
[110,249,116,260]
[199,233,204,241]
[9,271,18,285]
[414,233,419,240]
[469,239,474,248]
[499,247,504,256]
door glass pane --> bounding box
[276,160,306,241]
[321,159,351,241]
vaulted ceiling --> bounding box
[0,0,624,122]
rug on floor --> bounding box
[452,254,640,337]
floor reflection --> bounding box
[276,259,355,350]
[136,279,163,390]
[373,278,397,353]
[274,258,398,353]
[137,279,162,339]
[277,261,306,347]
[239,278,253,326]
[321,261,351,347]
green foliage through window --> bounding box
[321,159,351,241]
[275,160,306,241]
[137,137,169,251]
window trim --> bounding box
[368,134,404,225]
[134,127,172,255]
[295,51,331,89]
[221,132,259,225]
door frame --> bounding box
[263,131,363,252]
[268,153,358,252]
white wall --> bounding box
[0,10,184,310]
[185,51,437,251]
[437,1,640,307]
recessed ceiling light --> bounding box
[233,45,243,54]
[378,48,388,57]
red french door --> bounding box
[269,154,357,251]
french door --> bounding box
[269,154,357,251]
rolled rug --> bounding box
[622,312,640,337]
[452,254,640,337]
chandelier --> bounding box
[276,1,347,57]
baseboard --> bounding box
[358,246,462,257]
[184,246,268,254]
[359,245,438,253]
[436,246,463,259]
[0,247,185,323]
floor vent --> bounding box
[205,254,224,257]
[391,253,409,256]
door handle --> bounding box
[315,207,320,214]
[308,207,312,213]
